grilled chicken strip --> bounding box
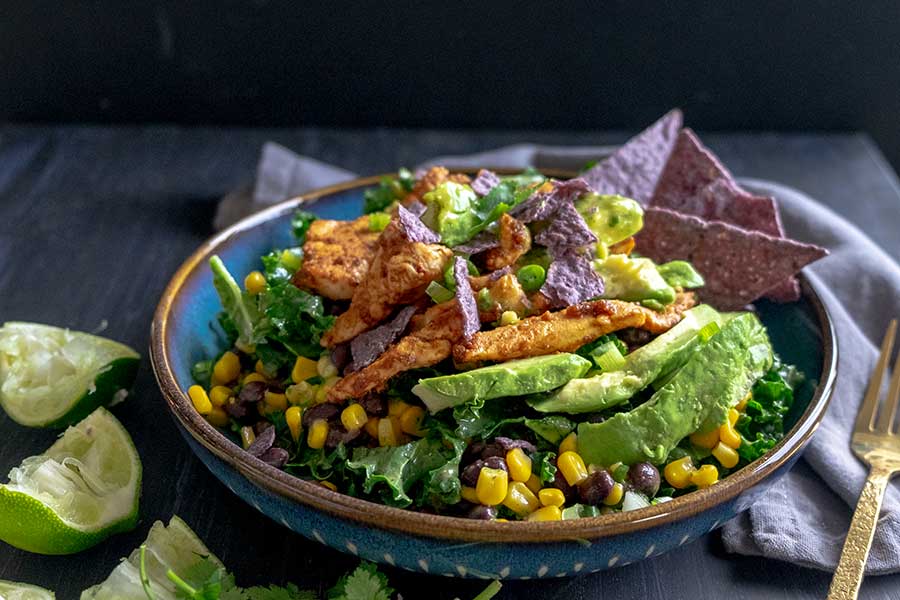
[328,300,464,401]
[292,216,381,300]
[453,292,696,364]
[484,214,532,271]
[320,219,453,348]
[403,166,471,205]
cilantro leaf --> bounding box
[292,210,317,245]
[327,562,393,600]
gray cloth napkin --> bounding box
[217,144,900,575]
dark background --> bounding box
[2,1,900,166]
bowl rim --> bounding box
[150,170,837,543]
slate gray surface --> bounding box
[1,124,899,598]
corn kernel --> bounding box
[461,486,480,504]
[264,391,287,411]
[313,375,340,403]
[603,482,624,506]
[506,448,532,483]
[341,403,368,432]
[243,372,267,385]
[728,407,740,426]
[317,355,338,378]
[691,464,719,488]
[558,451,589,486]
[559,432,578,455]
[285,406,302,442]
[664,456,695,489]
[476,467,509,506]
[399,405,426,436]
[527,505,562,522]
[318,480,338,492]
[719,420,742,449]
[187,385,213,415]
[712,442,740,468]
[690,427,720,449]
[378,416,400,447]
[291,356,319,383]
[736,392,751,412]
[244,271,267,295]
[525,473,543,494]
[364,416,380,438]
[281,249,303,271]
[495,518,508,523]
[388,399,411,417]
[500,310,519,326]
[209,385,232,408]
[286,382,313,406]
[538,487,566,507]
[213,351,241,383]
[502,481,541,515]
[308,419,328,449]
[240,425,256,449]
[206,407,229,427]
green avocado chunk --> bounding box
[594,254,677,306]
[657,260,705,289]
[574,193,644,251]
[530,304,723,414]
[413,354,592,414]
[420,181,479,247]
[576,312,773,466]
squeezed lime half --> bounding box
[0,580,55,599]
[0,407,141,555]
[81,516,222,600]
[0,322,140,428]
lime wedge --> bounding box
[81,516,222,600]
[0,580,55,599]
[0,322,140,428]
[0,407,141,555]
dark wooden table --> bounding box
[1,125,899,599]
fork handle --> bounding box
[827,466,893,600]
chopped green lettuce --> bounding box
[209,256,265,352]
[524,415,575,445]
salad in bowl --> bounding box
[184,110,828,524]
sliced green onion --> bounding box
[697,321,721,343]
[279,248,303,272]
[426,281,455,304]
[368,212,392,232]
[592,344,626,372]
[516,264,547,292]
[444,258,479,289]
[477,288,494,311]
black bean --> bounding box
[325,424,362,449]
[492,437,536,454]
[239,381,267,404]
[461,441,486,467]
[627,462,661,497]
[553,461,577,502]
[301,402,340,428]
[331,344,351,373]
[480,443,506,460]
[357,393,388,417]
[583,412,605,424]
[258,447,289,468]
[467,505,498,520]
[460,461,485,487]
[483,456,508,472]
[578,470,615,506]
[247,425,275,457]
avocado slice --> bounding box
[576,312,773,466]
[413,354,591,414]
[530,304,723,414]
[593,254,677,306]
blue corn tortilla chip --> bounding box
[454,230,500,255]
[510,178,592,223]
[534,201,597,255]
[635,207,827,310]
[349,305,418,371]
[540,251,605,309]
[649,128,799,302]
[581,109,682,205]
[454,256,480,339]
[396,204,440,244]
[471,169,501,196]
[406,199,427,217]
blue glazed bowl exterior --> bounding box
[151,175,837,580]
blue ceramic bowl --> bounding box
[150,173,836,580]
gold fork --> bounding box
[828,320,900,599]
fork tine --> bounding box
[875,343,900,433]
[856,319,897,433]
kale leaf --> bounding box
[736,362,801,463]
[362,169,414,214]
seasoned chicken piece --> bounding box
[484,214,532,271]
[453,292,696,364]
[404,166,471,205]
[292,216,380,300]
[320,219,452,347]
[328,300,464,401]
[476,273,530,322]
[608,236,635,256]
